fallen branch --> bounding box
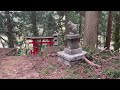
[82,55,102,68]
[106,56,119,61]
[113,50,119,54]
[93,47,107,56]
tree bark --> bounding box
[79,11,82,35]
[64,11,70,46]
[5,11,14,48]
[114,12,120,51]
[104,11,112,50]
[79,11,82,43]
[31,11,39,50]
[31,11,39,36]
[42,22,46,37]
[83,11,99,48]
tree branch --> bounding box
[0,36,8,43]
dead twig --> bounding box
[109,50,114,56]
[92,56,100,60]
[93,47,107,56]
[92,54,104,61]
[106,56,119,61]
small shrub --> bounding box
[102,69,120,79]
[90,74,98,79]
[40,69,49,75]
[73,69,79,75]
[83,65,92,74]
[66,67,72,73]
[94,60,101,64]
[65,74,79,79]
[102,69,111,75]
[110,70,120,79]
[47,65,56,71]
[111,58,120,64]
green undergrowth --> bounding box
[39,46,120,79]
[39,65,57,75]
[102,69,120,79]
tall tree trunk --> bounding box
[5,11,14,48]
[59,17,64,45]
[39,22,46,52]
[113,12,120,51]
[42,22,46,37]
[31,11,39,51]
[31,11,39,36]
[64,11,70,46]
[79,11,82,43]
[104,11,112,50]
[79,11,82,35]
[83,11,99,48]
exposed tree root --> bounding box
[82,55,102,68]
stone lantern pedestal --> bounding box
[57,33,87,66]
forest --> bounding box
[0,11,120,79]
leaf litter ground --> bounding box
[0,47,120,79]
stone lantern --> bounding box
[57,21,87,66]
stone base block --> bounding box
[57,50,87,66]
[64,48,82,55]
[57,51,87,62]
[58,57,84,66]
[58,57,71,66]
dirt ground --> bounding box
[0,56,39,79]
[0,47,120,79]
[0,55,106,79]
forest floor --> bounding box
[0,46,120,79]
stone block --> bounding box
[58,57,71,66]
[58,57,63,63]
[65,34,80,39]
[67,39,79,49]
[65,34,80,49]
[64,48,82,55]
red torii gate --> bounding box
[25,36,54,55]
